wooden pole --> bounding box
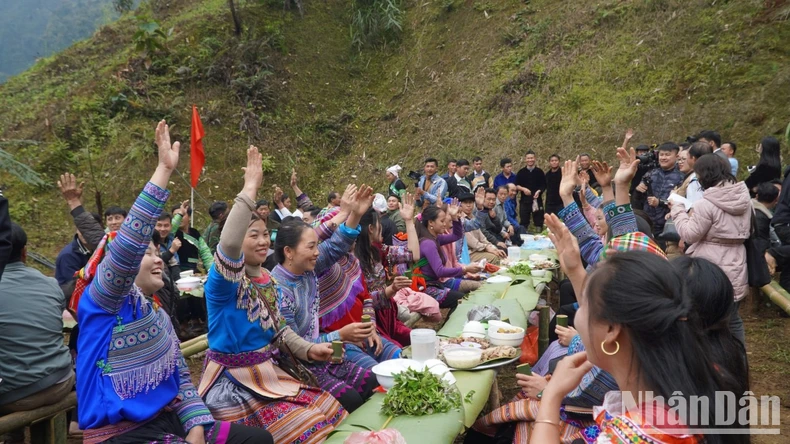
[0,393,76,435]
[179,333,207,349]
[538,305,550,357]
[181,338,209,358]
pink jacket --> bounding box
[671,181,751,301]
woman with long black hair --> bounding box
[530,215,749,444]
[745,136,782,192]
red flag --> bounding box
[190,105,205,188]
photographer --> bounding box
[629,144,653,210]
[634,142,684,235]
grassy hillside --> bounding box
[2,0,790,258]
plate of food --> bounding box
[439,337,521,371]
[527,259,559,270]
[486,275,513,284]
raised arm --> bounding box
[0,194,10,281]
[88,120,178,313]
[400,192,420,261]
[290,169,314,210]
[58,173,105,249]
[314,185,372,274]
[590,160,614,203]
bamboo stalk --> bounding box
[538,306,550,357]
[380,415,394,430]
[180,333,208,349]
[761,283,790,315]
[181,338,209,358]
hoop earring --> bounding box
[601,340,619,356]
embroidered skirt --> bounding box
[344,340,402,370]
[302,359,372,399]
[98,410,242,444]
[204,372,346,444]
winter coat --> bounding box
[671,181,751,301]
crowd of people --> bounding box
[0,120,782,443]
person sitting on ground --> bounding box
[354,193,419,346]
[478,188,509,249]
[458,192,507,264]
[496,185,525,245]
[199,146,346,443]
[203,200,228,254]
[371,194,397,246]
[503,183,521,229]
[671,154,751,346]
[273,185,379,412]
[386,164,407,199]
[493,157,517,189]
[103,206,127,232]
[75,121,272,444]
[56,207,103,285]
[416,202,483,309]
[170,200,214,273]
[0,223,75,444]
[416,157,449,208]
[634,142,684,235]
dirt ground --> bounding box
[55,294,790,443]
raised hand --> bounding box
[290,168,297,189]
[58,173,84,209]
[338,184,358,216]
[353,185,374,216]
[475,186,486,208]
[590,160,613,188]
[155,120,180,171]
[242,146,263,200]
[545,214,582,273]
[613,146,640,186]
[399,192,416,221]
[445,198,461,219]
[559,158,579,201]
[624,128,634,142]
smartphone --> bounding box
[516,363,532,376]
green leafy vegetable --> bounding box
[464,390,476,404]
[381,367,461,416]
[506,262,532,275]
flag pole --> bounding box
[190,187,195,228]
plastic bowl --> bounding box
[443,348,483,369]
[371,359,423,390]
[176,277,202,292]
[531,269,547,277]
[462,321,486,336]
[488,326,526,347]
[179,270,194,279]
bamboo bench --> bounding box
[0,334,209,443]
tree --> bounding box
[228,0,242,36]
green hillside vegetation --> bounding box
[2,0,790,258]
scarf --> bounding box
[69,231,117,314]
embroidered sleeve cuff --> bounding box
[557,202,575,221]
[338,223,362,237]
[561,204,596,245]
[213,245,245,282]
[143,182,170,203]
[177,402,215,432]
[606,203,639,237]
[317,330,341,343]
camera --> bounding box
[407,170,422,186]
[636,150,658,170]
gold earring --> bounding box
[601,340,619,356]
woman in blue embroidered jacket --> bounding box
[273,185,379,413]
[76,121,271,444]
[199,147,346,444]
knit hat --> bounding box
[600,232,666,261]
[372,193,387,213]
[386,165,402,177]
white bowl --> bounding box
[443,348,483,369]
[523,234,535,242]
[462,321,486,336]
[371,359,423,390]
[175,277,202,292]
[179,270,194,279]
[488,326,526,347]
[487,320,511,330]
[531,269,547,277]
[529,254,548,262]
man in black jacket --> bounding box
[753,181,781,252]
[515,150,546,232]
